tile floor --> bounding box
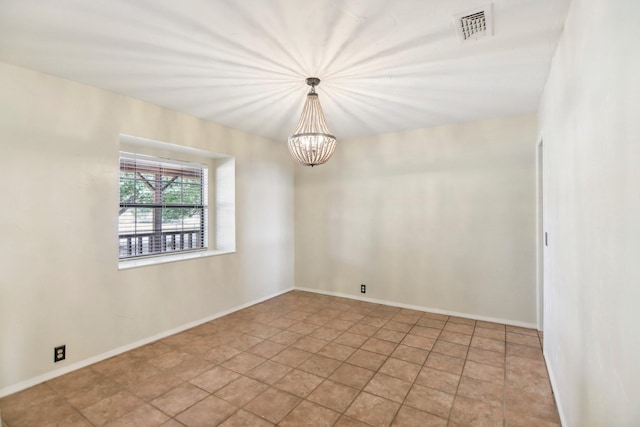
[0,291,560,426]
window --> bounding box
[119,154,208,259]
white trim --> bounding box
[544,350,567,427]
[536,133,545,331]
[118,249,235,270]
[295,287,538,329]
[0,287,293,398]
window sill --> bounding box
[118,249,235,270]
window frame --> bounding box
[118,152,209,260]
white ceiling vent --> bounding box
[453,4,493,43]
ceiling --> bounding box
[0,0,570,141]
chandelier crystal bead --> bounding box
[288,77,336,167]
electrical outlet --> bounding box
[360,284,366,293]
[54,345,66,363]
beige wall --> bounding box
[0,62,295,394]
[539,0,640,425]
[295,114,538,325]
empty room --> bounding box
[0,0,638,426]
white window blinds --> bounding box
[119,154,208,259]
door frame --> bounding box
[536,133,545,331]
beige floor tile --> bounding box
[220,352,266,374]
[439,331,473,346]
[151,383,208,417]
[318,342,357,361]
[189,366,240,393]
[324,318,355,331]
[334,415,372,426]
[271,347,312,367]
[297,354,342,378]
[364,373,412,403]
[392,313,422,324]
[334,332,369,347]
[0,291,562,427]
[504,409,562,427]
[416,317,447,329]
[268,317,298,329]
[46,368,103,396]
[507,332,542,347]
[246,340,286,359]
[347,349,388,371]
[401,334,436,350]
[470,336,506,353]
[288,321,320,335]
[432,340,469,359]
[104,404,169,427]
[374,328,407,343]
[361,337,398,355]
[214,376,269,406]
[148,350,195,370]
[111,362,162,387]
[475,321,506,331]
[506,369,553,396]
[270,330,303,345]
[244,388,301,424]
[347,323,379,337]
[175,395,237,426]
[329,363,375,389]
[80,390,144,426]
[504,386,560,423]
[246,360,292,384]
[202,345,242,364]
[309,326,343,341]
[448,317,476,326]
[456,376,504,405]
[415,366,460,394]
[279,400,340,427]
[378,357,421,382]
[466,347,505,368]
[166,358,214,382]
[463,360,505,385]
[404,384,454,419]
[274,369,324,397]
[507,342,544,361]
[450,395,503,426]
[506,325,539,336]
[159,419,186,427]
[383,320,414,333]
[344,391,400,427]
[129,342,173,361]
[308,380,360,413]
[390,345,429,365]
[126,372,185,401]
[218,409,274,427]
[410,325,443,339]
[360,316,389,328]
[5,393,80,426]
[292,335,329,353]
[391,405,447,427]
[66,378,123,409]
[424,352,465,375]
[443,322,475,335]
[474,327,506,341]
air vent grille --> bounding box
[453,4,493,43]
[460,11,486,40]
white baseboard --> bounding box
[0,287,294,398]
[294,287,538,329]
[544,349,567,427]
